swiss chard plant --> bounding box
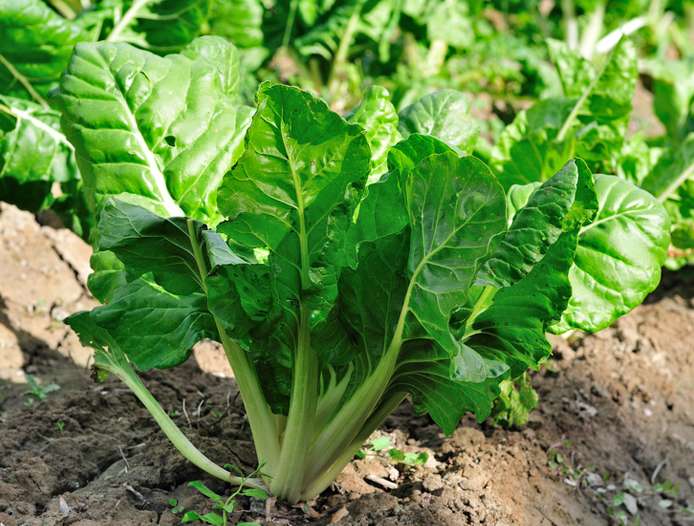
[0,0,209,234]
[61,37,669,503]
[490,36,694,270]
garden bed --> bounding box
[0,202,692,526]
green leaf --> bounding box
[67,274,216,370]
[0,0,87,103]
[425,0,473,49]
[96,0,210,52]
[478,160,597,289]
[641,135,694,204]
[493,39,638,188]
[208,0,264,48]
[296,0,401,62]
[642,58,694,142]
[217,82,371,326]
[490,372,539,429]
[333,231,408,394]
[69,197,226,372]
[188,480,223,502]
[182,510,224,526]
[58,37,252,224]
[490,98,576,188]
[387,448,427,465]
[87,250,126,303]
[546,39,594,98]
[0,96,77,184]
[586,39,638,127]
[370,436,392,451]
[506,182,541,224]
[0,95,80,214]
[555,175,670,332]
[240,487,269,500]
[398,90,478,153]
[548,38,637,123]
[348,86,400,182]
[94,199,204,296]
[469,230,579,375]
[403,152,507,381]
[388,342,501,432]
[464,163,600,378]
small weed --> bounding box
[24,375,60,405]
[170,466,266,525]
[546,445,691,525]
[55,420,65,433]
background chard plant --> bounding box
[0,0,210,235]
[56,36,671,503]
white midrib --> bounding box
[107,0,151,42]
[118,94,183,217]
[1,105,74,150]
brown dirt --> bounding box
[1,202,693,526]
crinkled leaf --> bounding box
[0,0,87,101]
[209,83,371,412]
[478,160,597,288]
[67,274,216,371]
[469,231,578,375]
[387,343,500,434]
[58,37,252,224]
[75,198,226,370]
[398,90,478,152]
[296,0,401,62]
[348,86,400,182]
[403,152,507,382]
[506,182,541,224]
[490,372,538,429]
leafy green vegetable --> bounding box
[0,0,87,104]
[0,95,77,190]
[492,38,638,188]
[0,0,213,231]
[398,90,478,153]
[555,175,670,332]
[58,36,252,224]
[61,39,669,505]
[348,85,400,181]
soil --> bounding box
[1,201,693,526]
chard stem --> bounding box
[217,326,281,475]
[270,304,317,502]
[186,219,280,476]
[301,391,407,500]
[102,353,265,491]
